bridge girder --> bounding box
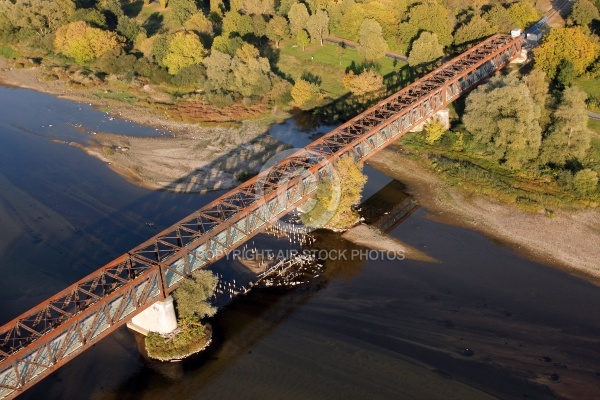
[0,34,522,399]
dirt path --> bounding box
[368,144,600,284]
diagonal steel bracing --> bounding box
[0,34,522,399]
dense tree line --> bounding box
[457,69,598,196]
[0,0,553,109]
[0,0,596,196]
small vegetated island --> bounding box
[1,0,600,353]
[145,270,217,360]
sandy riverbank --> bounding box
[0,59,291,192]
[342,224,438,263]
[2,59,598,284]
[368,144,600,284]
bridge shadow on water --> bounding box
[4,82,418,399]
[82,182,419,398]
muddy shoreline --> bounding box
[0,59,290,192]
[368,145,600,285]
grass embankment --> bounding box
[145,323,212,361]
[400,132,600,212]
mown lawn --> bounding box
[575,75,600,113]
[278,40,406,99]
[281,41,401,75]
[588,117,600,134]
[575,76,600,99]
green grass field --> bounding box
[588,117,600,134]
[278,40,406,98]
[281,41,400,75]
[575,76,600,99]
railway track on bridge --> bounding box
[0,34,523,399]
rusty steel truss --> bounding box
[0,34,522,399]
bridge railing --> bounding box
[0,33,522,399]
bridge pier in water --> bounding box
[127,296,178,335]
[0,34,524,400]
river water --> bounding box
[1,86,599,399]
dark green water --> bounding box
[1,87,599,400]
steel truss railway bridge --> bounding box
[0,34,522,399]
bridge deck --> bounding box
[0,34,522,399]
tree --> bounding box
[151,34,169,65]
[524,68,550,129]
[357,19,387,61]
[338,1,399,40]
[288,2,310,35]
[184,12,214,37]
[330,155,367,229]
[403,2,453,47]
[570,0,600,27]
[424,119,446,144]
[296,29,310,50]
[556,60,577,87]
[54,21,123,64]
[301,155,367,230]
[540,87,592,166]
[335,3,368,40]
[2,0,76,36]
[97,0,124,28]
[266,15,289,48]
[507,1,539,30]
[342,69,383,96]
[169,0,198,26]
[463,75,542,169]
[162,31,206,75]
[231,43,272,97]
[241,0,275,15]
[306,9,329,45]
[249,14,268,36]
[210,0,225,15]
[221,10,242,34]
[211,35,244,55]
[117,16,142,42]
[453,15,496,46]
[71,8,107,28]
[573,169,599,195]
[291,79,320,109]
[203,50,234,92]
[277,0,296,16]
[484,4,514,33]
[408,32,444,68]
[94,48,137,75]
[533,27,599,79]
[172,270,217,319]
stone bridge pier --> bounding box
[409,108,450,132]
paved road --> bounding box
[588,111,600,121]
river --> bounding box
[1,86,599,399]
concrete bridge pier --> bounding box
[410,108,450,132]
[127,296,178,335]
